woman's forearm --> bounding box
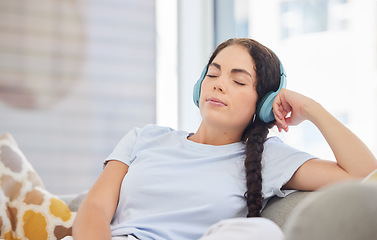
[72,200,113,240]
[72,161,128,240]
[304,100,377,177]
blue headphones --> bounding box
[193,59,287,123]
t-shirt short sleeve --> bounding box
[104,127,141,167]
[261,137,316,202]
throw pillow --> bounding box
[363,169,377,183]
[0,133,75,240]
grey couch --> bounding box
[263,181,377,239]
[63,181,377,240]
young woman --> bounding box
[70,38,377,240]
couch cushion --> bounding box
[68,191,87,212]
[284,181,377,240]
[0,133,75,240]
[261,191,312,228]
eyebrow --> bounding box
[209,62,253,80]
[210,62,221,70]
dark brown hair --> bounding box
[207,38,281,217]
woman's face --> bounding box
[199,44,258,134]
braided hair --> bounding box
[207,38,281,217]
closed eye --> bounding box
[207,74,218,78]
[234,80,246,86]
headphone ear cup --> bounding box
[193,65,208,107]
[257,92,277,123]
[257,58,287,123]
[193,80,202,108]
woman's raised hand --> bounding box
[272,89,317,132]
[273,89,377,182]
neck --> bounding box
[188,122,244,145]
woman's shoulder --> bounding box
[264,136,304,154]
[136,124,178,138]
[263,136,315,163]
[141,123,176,133]
[264,136,283,146]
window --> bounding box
[198,0,377,158]
[251,0,377,159]
[0,0,156,194]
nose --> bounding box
[213,78,225,93]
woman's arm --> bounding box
[272,89,377,190]
[72,160,129,240]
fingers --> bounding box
[273,107,289,132]
[276,118,289,132]
[272,88,312,131]
[273,90,291,132]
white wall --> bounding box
[177,0,214,132]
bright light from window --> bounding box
[247,0,377,159]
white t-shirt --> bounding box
[105,124,315,240]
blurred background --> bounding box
[0,0,376,195]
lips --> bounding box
[206,97,227,106]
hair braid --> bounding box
[242,120,271,217]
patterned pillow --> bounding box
[0,133,75,240]
[363,169,377,183]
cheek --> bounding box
[233,92,258,124]
[236,91,258,113]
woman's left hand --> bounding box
[273,89,377,189]
[272,89,316,132]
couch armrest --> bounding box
[59,194,79,206]
[284,181,377,240]
[59,192,87,212]
[68,191,87,212]
[261,191,313,228]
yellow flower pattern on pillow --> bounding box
[0,133,75,240]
